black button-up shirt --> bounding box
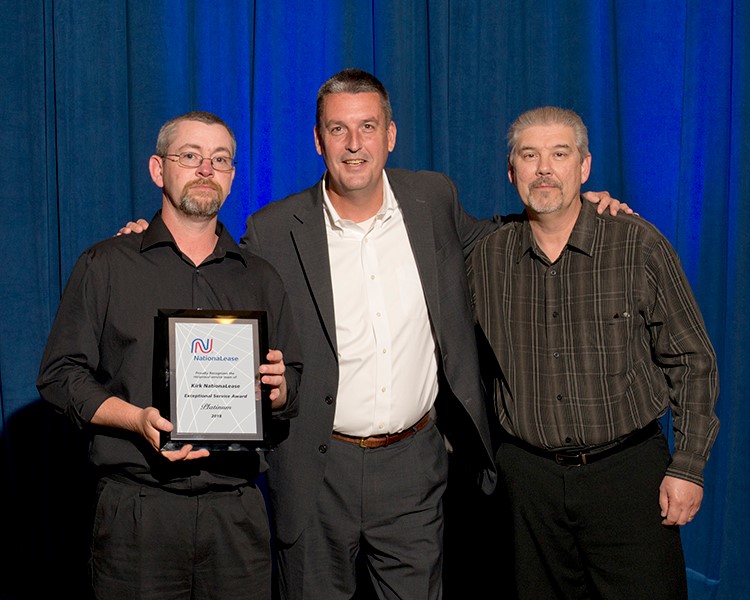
[37,210,302,491]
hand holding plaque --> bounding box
[154,310,272,451]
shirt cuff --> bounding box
[666,449,707,487]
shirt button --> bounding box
[553,352,560,358]
[565,437,572,444]
[550,269,557,276]
[557,394,563,401]
[552,311,559,318]
[318,444,328,453]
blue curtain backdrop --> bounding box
[1,1,747,598]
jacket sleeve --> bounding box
[438,172,498,257]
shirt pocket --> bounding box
[599,310,634,376]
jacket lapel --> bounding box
[389,171,441,324]
[289,184,338,357]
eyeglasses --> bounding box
[162,152,236,172]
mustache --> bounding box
[530,178,561,189]
[186,178,222,193]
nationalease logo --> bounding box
[189,337,239,363]
[191,338,214,354]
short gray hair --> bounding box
[155,111,236,157]
[507,106,589,162]
[316,69,393,129]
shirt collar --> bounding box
[566,198,597,257]
[517,197,597,262]
[321,170,396,230]
[141,210,246,265]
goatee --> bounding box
[179,179,223,218]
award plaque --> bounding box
[154,309,271,451]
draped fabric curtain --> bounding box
[1,1,746,597]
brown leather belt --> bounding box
[332,412,430,449]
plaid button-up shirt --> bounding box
[468,199,719,485]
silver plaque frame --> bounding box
[154,309,271,451]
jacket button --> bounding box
[325,396,333,405]
[318,444,328,453]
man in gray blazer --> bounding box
[241,70,621,599]
[242,69,496,600]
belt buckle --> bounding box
[555,451,586,466]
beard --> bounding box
[178,178,223,218]
[526,178,563,214]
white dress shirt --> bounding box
[323,172,438,436]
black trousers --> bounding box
[91,476,271,600]
[495,432,687,600]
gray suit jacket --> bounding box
[242,168,497,544]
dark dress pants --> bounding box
[92,476,271,600]
[276,419,449,600]
[495,432,687,600]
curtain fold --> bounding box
[1,1,746,597]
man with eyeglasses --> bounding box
[37,111,302,599]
